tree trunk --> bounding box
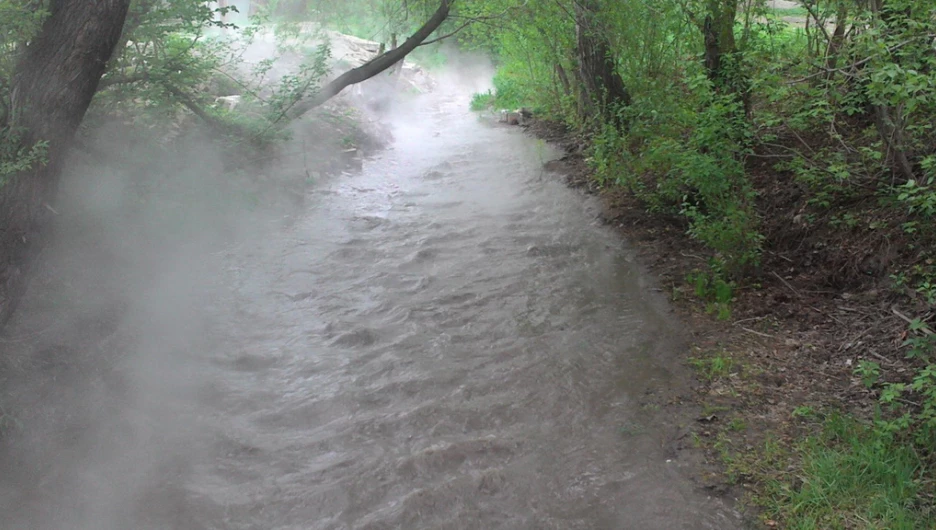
[702,0,738,85]
[873,105,915,182]
[0,0,131,328]
[556,63,572,96]
[574,0,630,124]
[824,1,849,76]
[702,0,750,114]
[864,0,914,182]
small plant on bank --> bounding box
[687,264,735,321]
[690,351,736,381]
[792,405,817,419]
[857,318,936,445]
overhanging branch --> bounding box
[282,0,453,123]
[418,4,520,47]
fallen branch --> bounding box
[741,326,777,339]
[892,306,934,335]
[164,84,252,139]
[165,84,228,130]
[812,306,845,325]
[868,350,893,365]
[771,271,801,298]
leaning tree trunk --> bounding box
[574,0,630,124]
[0,0,131,328]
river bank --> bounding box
[523,117,936,526]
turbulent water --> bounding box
[0,90,740,529]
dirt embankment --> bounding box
[522,117,930,508]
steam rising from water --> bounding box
[0,30,496,529]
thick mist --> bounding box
[0,115,261,529]
[0,24,496,529]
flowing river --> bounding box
[1,89,741,529]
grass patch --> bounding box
[762,413,936,529]
[768,6,810,18]
[729,417,748,432]
[690,351,737,381]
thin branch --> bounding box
[418,4,518,47]
[98,71,150,88]
[892,307,934,335]
[210,67,267,102]
[741,326,777,339]
[771,271,801,298]
[550,0,577,24]
[799,0,831,46]
[787,35,933,84]
[418,17,475,46]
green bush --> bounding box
[490,69,530,111]
[470,90,496,111]
[590,76,762,274]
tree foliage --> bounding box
[468,0,936,275]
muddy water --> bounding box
[3,91,740,529]
[186,94,741,529]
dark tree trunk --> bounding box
[0,0,131,327]
[824,1,849,75]
[556,63,572,96]
[574,0,630,123]
[864,0,914,182]
[701,0,750,115]
[702,0,738,85]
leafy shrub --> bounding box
[490,69,529,111]
[470,90,496,111]
[591,75,762,274]
[0,126,47,186]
